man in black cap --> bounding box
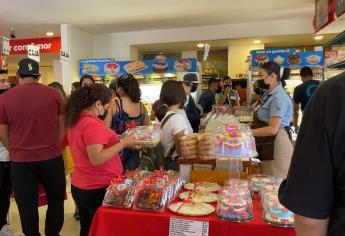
[0,58,66,236]
[182,73,201,133]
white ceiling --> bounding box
[0,0,315,37]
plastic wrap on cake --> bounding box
[122,126,160,147]
[262,195,295,227]
[103,177,136,208]
[210,123,258,158]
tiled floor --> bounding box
[7,178,80,236]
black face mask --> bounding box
[0,89,8,95]
[257,79,270,90]
[98,109,108,120]
[190,84,198,93]
[254,87,265,95]
[216,85,222,94]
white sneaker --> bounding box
[0,225,17,236]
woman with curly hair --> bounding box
[65,84,140,236]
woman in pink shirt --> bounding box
[65,84,139,236]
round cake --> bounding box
[152,62,168,73]
[217,196,253,222]
[263,199,294,227]
[249,174,275,192]
[255,54,269,66]
[287,52,301,65]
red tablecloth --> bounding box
[89,199,296,236]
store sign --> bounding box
[314,0,335,32]
[0,37,10,55]
[28,45,40,62]
[9,37,61,55]
[60,50,70,62]
[251,49,324,69]
[79,58,197,76]
[336,0,345,16]
[169,218,209,236]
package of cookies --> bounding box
[103,177,136,208]
[179,133,199,159]
[198,133,216,160]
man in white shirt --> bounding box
[0,69,16,236]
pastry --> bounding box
[217,197,253,222]
[124,61,147,73]
[134,186,164,211]
[103,178,135,208]
[306,55,321,64]
[184,182,221,192]
[169,202,215,216]
[287,52,301,65]
[152,62,168,73]
[174,59,192,72]
[104,62,120,74]
[178,191,217,203]
[255,54,269,66]
[273,56,285,65]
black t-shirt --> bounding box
[293,80,320,111]
[198,90,215,114]
[279,71,345,236]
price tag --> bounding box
[60,49,70,62]
[27,45,40,62]
[169,218,209,236]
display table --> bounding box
[89,199,295,236]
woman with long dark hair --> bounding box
[105,73,150,171]
[251,61,293,177]
[65,84,140,236]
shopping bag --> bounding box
[62,146,74,175]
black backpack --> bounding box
[140,113,176,171]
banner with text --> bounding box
[10,37,61,55]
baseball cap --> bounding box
[183,73,200,84]
[18,58,40,76]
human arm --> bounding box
[252,116,281,137]
[0,124,9,150]
[294,215,328,236]
[104,100,116,128]
[58,115,65,142]
[142,103,150,126]
[86,132,140,166]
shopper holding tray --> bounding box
[65,84,140,236]
[251,61,293,178]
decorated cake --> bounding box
[132,126,161,147]
[103,178,136,208]
[287,52,301,65]
[184,182,221,192]
[169,202,215,217]
[210,124,257,158]
[249,174,275,193]
[263,198,294,227]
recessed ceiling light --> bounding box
[314,35,323,40]
[253,40,262,44]
[197,43,205,48]
[46,32,54,36]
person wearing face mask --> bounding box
[198,78,219,115]
[250,80,265,108]
[105,73,150,171]
[182,73,201,133]
[0,70,16,236]
[66,84,140,236]
[217,76,240,107]
[251,61,293,178]
[80,75,95,87]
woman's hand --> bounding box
[122,132,141,149]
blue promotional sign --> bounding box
[251,49,324,69]
[79,58,197,76]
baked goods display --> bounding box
[169,202,215,217]
[184,182,221,192]
[255,54,269,66]
[210,124,258,158]
[224,178,249,189]
[132,126,161,147]
[217,186,253,222]
[198,133,215,160]
[249,174,275,193]
[124,61,147,73]
[179,134,199,159]
[174,59,192,72]
[178,191,218,203]
[287,52,301,65]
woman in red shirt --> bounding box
[65,84,140,236]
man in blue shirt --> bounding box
[293,67,320,132]
[198,78,219,115]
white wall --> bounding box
[59,24,93,94]
[92,18,314,60]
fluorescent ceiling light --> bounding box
[314,35,323,40]
[46,32,54,36]
[197,43,205,48]
[253,40,262,44]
